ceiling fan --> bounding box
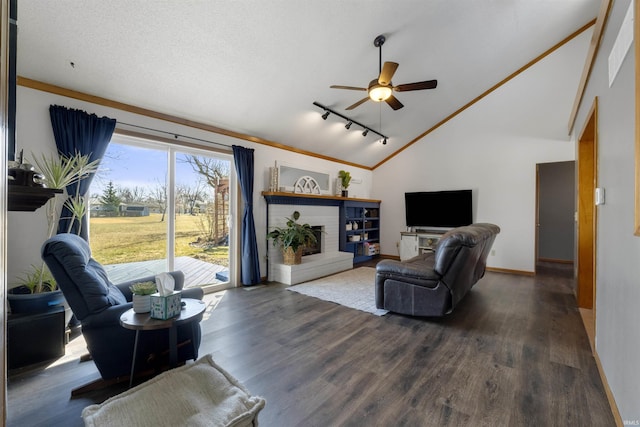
[330,34,438,111]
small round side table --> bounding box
[120,298,206,388]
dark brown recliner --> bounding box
[375,223,500,317]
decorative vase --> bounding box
[283,247,303,265]
[341,190,348,197]
[132,294,151,313]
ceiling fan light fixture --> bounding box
[369,84,392,102]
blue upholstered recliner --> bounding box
[41,233,204,389]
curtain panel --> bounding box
[49,105,116,239]
[232,145,261,285]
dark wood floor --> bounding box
[7,262,615,426]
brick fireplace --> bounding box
[265,198,353,285]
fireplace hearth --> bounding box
[266,202,352,284]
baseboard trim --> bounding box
[593,348,623,426]
[538,257,574,265]
[485,266,535,276]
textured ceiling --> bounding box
[17,1,600,168]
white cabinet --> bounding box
[400,233,418,261]
[400,231,445,261]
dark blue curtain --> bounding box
[49,105,116,239]
[232,145,261,286]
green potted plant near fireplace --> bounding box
[267,211,317,265]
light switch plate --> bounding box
[595,187,605,205]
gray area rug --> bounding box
[288,267,388,316]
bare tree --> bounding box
[117,185,146,204]
[148,178,168,222]
[180,156,230,242]
[177,182,207,215]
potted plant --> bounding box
[267,211,317,265]
[7,151,99,316]
[338,170,351,197]
[130,281,157,313]
[7,264,65,314]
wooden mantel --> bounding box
[262,191,381,205]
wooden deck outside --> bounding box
[103,256,228,288]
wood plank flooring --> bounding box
[7,262,615,426]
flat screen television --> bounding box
[404,190,473,228]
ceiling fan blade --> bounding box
[346,97,370,110]
[378,61,399,86]
[394,79,438,92]
[385,95,404,110]
[330,85,367,91]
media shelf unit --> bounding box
[340,200,381,263]
[399,230,448,261]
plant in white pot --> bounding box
[130,281,157,313]
[267,211,317,265]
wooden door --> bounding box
[577,99,597,309]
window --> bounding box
[89,133,235,292]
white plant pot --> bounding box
[132,294,151,313]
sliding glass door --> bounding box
[89,134,234,292]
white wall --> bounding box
[373,30,590,273]
[8,86,372,288]
[573,0,640,420]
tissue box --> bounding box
[150,291,182,320]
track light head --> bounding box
[313,102,387,145]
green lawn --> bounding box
[89,213,229,267]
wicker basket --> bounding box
[283,247,303,265]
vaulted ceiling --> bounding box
[17,1,600,169]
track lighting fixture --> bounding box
[312,101,388,143]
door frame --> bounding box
[535,161,576,268]
[1,0,9,420]
[101,130,238,291]
[576,97,598,311]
